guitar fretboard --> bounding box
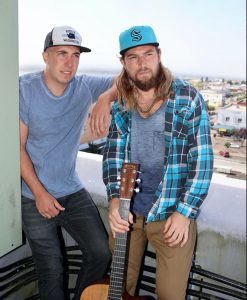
[108,199,130,300]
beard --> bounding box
[127,66,160,91]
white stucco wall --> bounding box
[76,152,246,241]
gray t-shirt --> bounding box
[131,102,166,216]
[19,71,112,199]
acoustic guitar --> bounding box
[80,163,154,300]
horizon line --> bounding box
[19,65,246,81]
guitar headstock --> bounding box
[119,163,139,200]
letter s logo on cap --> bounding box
[131,29,142,42]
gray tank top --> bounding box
[131,101,166,216]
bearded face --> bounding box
[122,45,161,92]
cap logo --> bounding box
[131,29,142,42]
[65,30,75,40]
[62,30,80,45]
[67,32,75,39]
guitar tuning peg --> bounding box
[136,178,142,184]
[134,187,140,193]
[137,171,142,174]
[117,175,121,180]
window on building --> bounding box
[237,118,242,123]
[225,117,230,122]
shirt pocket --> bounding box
[173,108,190,139]
[153,131,165,151]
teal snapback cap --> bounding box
[119,25,159,54]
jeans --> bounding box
[22,188,111,300]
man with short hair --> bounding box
[103,25,214,299]
[20,26,115,300]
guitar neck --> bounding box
[108,199,130,300]
[108,163,139,300]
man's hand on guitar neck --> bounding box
[109,198,133,238]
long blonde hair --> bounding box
[116,56,174,110]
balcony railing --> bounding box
[1,245,246,300]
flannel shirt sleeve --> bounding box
[102,113,125,201]
[176,91,214,219]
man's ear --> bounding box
[42,51,48,63]
[120,57,125,67]
[157,48,161,62]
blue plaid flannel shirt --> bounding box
[102,78,214,222]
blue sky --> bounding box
[19,0,246,79]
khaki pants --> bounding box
[109,215,197,300]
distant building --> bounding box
[201,89,227,108]
[226,84,247,93]
[208,81,226,91]
[217,103,246,129]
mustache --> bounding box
[136,67,151,74]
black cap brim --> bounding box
[79,46,91,53]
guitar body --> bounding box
[80,278,149,300]
[80,278,109,300]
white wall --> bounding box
[0,0,22,257]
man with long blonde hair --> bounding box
[103,25,214,299]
